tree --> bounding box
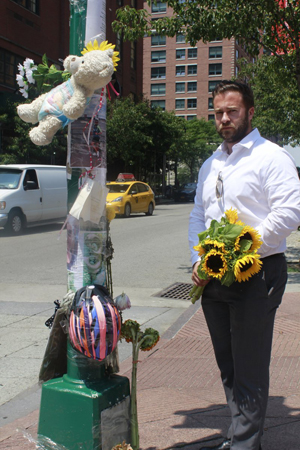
[113,1,300,92]
[0,100,67,165]
[238,55,300,145]
[106,97,185,189]
[174,118,222,182]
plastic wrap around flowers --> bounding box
[190,208,263,304]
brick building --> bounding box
[107,0,143,99]
[0,0,70,101]
[0,0,143,103]
[143,1,251,121]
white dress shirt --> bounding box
[189,128,300,266]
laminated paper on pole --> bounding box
[69,177,108,224]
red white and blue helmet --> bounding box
[69,285,121,361]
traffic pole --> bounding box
[37,2,131,448]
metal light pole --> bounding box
[37,2,130,448]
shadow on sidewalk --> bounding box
[148,395,300,450]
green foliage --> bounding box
[31,54,71,95]
[113,1,300,91]
[238,55,300,144]
[106,97,185,182]
[0,100,67,165]
[106,97,220,185]
[174,118,222,182]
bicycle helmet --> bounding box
[69,284,121,361]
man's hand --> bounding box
[192,261,210,287]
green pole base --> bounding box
[38,343,131,450]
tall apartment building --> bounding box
[143,1,251,121]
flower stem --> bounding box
[131,343,139,450]
[189,284,205,304]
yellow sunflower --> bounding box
[234,226,262,252]
[203,249,228,280]
[234,254,262,282]
[81,39,120,70]
[203,238,227,252]
[193,243,206,256]
[225,208,238,224]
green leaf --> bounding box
[221,224,244,241]
[221,270,235,287]
[198,230,209,241]
[42,54,48,66]
[239,239,252,252]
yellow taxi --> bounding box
[106,174,155,218]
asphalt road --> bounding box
[0,202,194,300]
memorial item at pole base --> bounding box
[190,208,263,303]
[17,40,119,146]
[69,284,121,361]
[121,320,160,450]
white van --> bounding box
[0,164,67,234]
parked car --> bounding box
[106,178,155,217]
[0,164,67,234]
[173,182,197,202]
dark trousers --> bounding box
[202,253,287,450]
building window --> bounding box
[151,67,166,79]
[130,41,136,70]
[187,81,197,92]
[12,0,39,14]
[115,32,123,60]
[208,114,215,121]
[187,65,197,75]
[176,33,185,43]
[130,0,137,7]
[117,0,124,5]
[151,51,166,63]
[151,1,167,13]
[209,46,222,59]
[176,115,185,119]
[175,82,185,93]
[209,63,222,76]
[208,98,214,110]
[151,100,165,110]
[151,34,166,46]
[151,83,166,95]
[187,98,197,109]
[0,49,23,89]
[175,99,185,109]
[188,48,197,59]
[176,49,185,60]
[187,115,197,121]
[176,65,186,76]
[208,80,220,93]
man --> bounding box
[189,80,300,450]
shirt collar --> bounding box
[219,128,261,154]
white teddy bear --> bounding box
[17,41,119,146]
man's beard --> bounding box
[217,114,249,144]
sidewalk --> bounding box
[0,285,299,450]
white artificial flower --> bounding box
[16,74,25,87]
[17,63,24,76]
[26,68,36,84]
[23,58,35,71]
[20,86,29,98]
[114,292,131,311]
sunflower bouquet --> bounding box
[190,208,263,304]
